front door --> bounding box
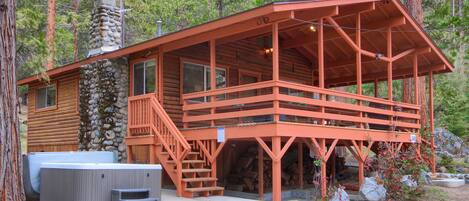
[131,59,157,96]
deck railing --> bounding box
[128,94,191,161]
[182,80,420,132]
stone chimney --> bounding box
[79,0,128,162]
[88,0,122,57]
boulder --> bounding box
[401,175,417,188]
[360,177,386,201]
[420,171,432,185]
[435,128,469,158]
[330,188,349,201]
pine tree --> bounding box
[46,0,56,69]
[0,0,26,200]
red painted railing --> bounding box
[182,80,420,132]
[128,94,191,162]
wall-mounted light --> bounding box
[264,48,274,55]
[309,25,316,32]
[375,53,384,60]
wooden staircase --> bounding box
[126,94,224,198]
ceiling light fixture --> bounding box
[309,25,316,32]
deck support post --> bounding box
[429,71,436,174]
[413,54,419,105]
[356,13,363,128]
[258,144,264,200]
[387,27,393,101]
[210,140,217,178]
[413,54,420,133]
[298,142,304,189]
[256,136,296,201]
[347,140,374,187]
[318,18,326,125]
[272,136,282,201]
[357,141,364,187]
[210,39,216,127]
[331,149,336,183]
[308,138,338,200]
[272,22,280,122]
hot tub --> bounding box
[40,163,162,201]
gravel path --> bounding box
[421,184,469,201]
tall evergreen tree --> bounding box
[46,0,56,69]
[0,0,25,200]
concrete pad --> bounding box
[432,179,466,188]
[161,189,257,201]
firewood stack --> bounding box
[224,144,326,192]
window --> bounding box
[133,60,156,96]
[239,71,261,97]
[36,85,56,109]
[183,62,226,101]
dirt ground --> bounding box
[421,185,469,201]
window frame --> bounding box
[180,58,229,103]
[238,69,262,97]
[34,82,58,112]
[130,57,158,97]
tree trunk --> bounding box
[72,0,80,62]
[46,0,56,69]
[217,0,224,18]
[404,0,428,128]
[0,0,25,200]
[456,0,465,74]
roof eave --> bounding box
[391,0,454,72]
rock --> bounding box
[105,131,115,139]
[420,171,432,185]
[439,166,448,173]
[330,187,349,201]
[435,128,469,158]
[118,143,125,152]
[401,175,417,188]
[360,177,386,201]
[103,140,113,146]
[103,124,111,129]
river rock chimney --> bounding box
[88,0,122,57]
[79,0,128,162]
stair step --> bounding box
[180,168,212,173]
[185,186,224,193]
[167,160,205,164]
[161,151,199,155]
[182,177,218,182]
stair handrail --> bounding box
[148,96,191,161]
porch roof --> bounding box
[18,0,453,86]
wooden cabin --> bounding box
[18,0,454,200]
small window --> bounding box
[36,85,56,109]
[133,60,156,96]
[183,62,226,102]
